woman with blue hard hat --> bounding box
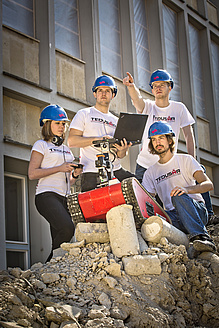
[28,104,83,262]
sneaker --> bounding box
[192,235,216,253]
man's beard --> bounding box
[154,145,169,155]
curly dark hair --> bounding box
[148,134,175,154]
[41,121,66,141]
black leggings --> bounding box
[35,192,74,260]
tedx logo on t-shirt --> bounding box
[91,117,116,128]
[50,148,71,155]
[155,168,180,184]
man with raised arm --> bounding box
[123,69,218,222]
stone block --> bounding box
[122,254,161,275]
[73,65,86,100]
[25,41,39,83]
[10,38,25,77]
[75,222,110,243]
[106,204,140,258]
[61,60,74,97]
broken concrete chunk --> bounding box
[106,204,140,258]
[75,222,110,243]
[122,254,161,275]
[141,216,189,248]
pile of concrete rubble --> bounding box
[0,205,218,328]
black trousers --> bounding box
[35,192,74,261]
[81,168,136,192]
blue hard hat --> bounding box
[149,69,174,89]
[39,105,70,126]
[92,75,117,97]
[148,122,175,138]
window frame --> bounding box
[54,0,81,59]
[2,0,35,38]
[4,172,30,269]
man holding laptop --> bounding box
[68,75,136,192]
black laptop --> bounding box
[92,112,148,147]
[113,112,148,145]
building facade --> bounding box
[0,0,218,269]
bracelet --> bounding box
[72,172,79,179]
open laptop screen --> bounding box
[113,112,148,145]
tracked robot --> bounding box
[67,138,171,229]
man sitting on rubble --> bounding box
[142,121,216,253]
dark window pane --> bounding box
[189,23,206,118]
[7,251,25,270]
[5,176,24,242]
[98,0,121,77]
[2,0,34,37]
[54,0,80,58]
[134,0,151,92]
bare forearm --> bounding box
[186,181,213,194]
[127,85,145,113]
[186,137,196,158]
[68,135,99,148]
[183,125,196,158]
[28,166,61,180]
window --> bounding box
[133,0,151,92]
[188,23,206,118]
[162,4,181,101]
[2,0,34,37]
[4,173,30,269]
[211,40,219,115]
[54,0,80,58]
[98,0,122,77]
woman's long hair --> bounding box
[41,121,66,141]
[148,134,175,154]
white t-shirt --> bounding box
[69,107,122,173]
[142,154,204,211]
[137,100,195,168]
[32,140,74,196]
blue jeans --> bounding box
[199,165,214,217]
[166,193,209,240]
